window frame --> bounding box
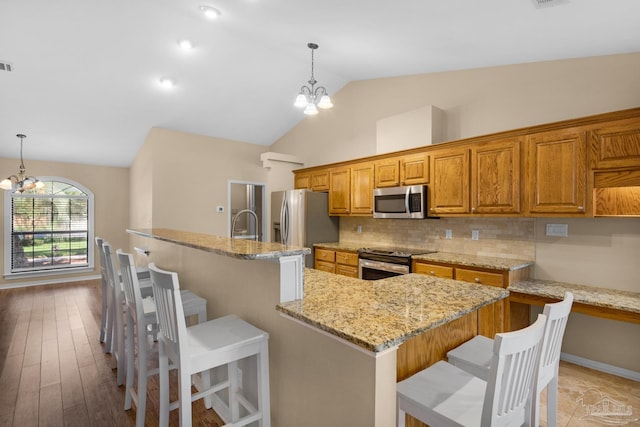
[3,176,95,279]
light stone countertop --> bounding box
[509,279,640,314]
[276,268,509,353]
[127,228,310,260]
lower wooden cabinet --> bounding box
[314,248,359,278]
[413,259,531,334]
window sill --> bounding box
[4,266,95,280]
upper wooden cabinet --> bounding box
[400,153,429,186]
[526,128,587,215]
[374,153,429,188]
[471,138,522,214]
[295,170,330,191]
[430,148,470,214]
[350,162,375,215]
[374,159,400,188]
[329,167,351,215]
[590,119,640,170]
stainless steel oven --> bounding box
[358,247,435,280]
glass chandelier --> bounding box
[294,43,333,116]
[0,134,43,193]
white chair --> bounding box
[149,262,271,427]
[96,236,152,350]
[118,250,210,427]
[447,292,573,427]
[397,313,547,427]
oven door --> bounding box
[359,259,410,280]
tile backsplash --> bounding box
[340,217,535,260]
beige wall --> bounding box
[0,157,130,287]
[269,52,640,372]
[130,128,269,237]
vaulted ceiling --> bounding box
[1,0,639,167]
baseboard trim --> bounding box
[0,274,101,290]
[560,352,640,382]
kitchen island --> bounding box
[128,228,508,427]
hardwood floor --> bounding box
[0,280,638,426]
[0,280,224,427]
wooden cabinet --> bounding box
[455,268,504,287]
[590,119,640,170]
[400,153,429,185]
[526,128,587,215]
[374,159,400,188]
[314,247,359,278]
[294,170,330,191]
[329,167,350,215]
[430,148,470,214]
[412,262,453,279]
[350,162,374,215]
[471,138,522,214]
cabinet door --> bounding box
[315,260,335,274]
[374,159,400,188]
[527,129,587,214]
[472,138,521,214]
[350,163,375,215]
[400,153,429,185]
[590,119,640,169]
[329,168,350,215]
[311,170,330,191]
[413,262,453,279]
[455,268,504,288]
[294,173,311,190]
[336,264,359,278]
[335,251,358,267]
[430,148,470,214]
[315,248,335,263]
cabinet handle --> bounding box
[474,278,481,283]
[471,207,476,212]
[430,208,435,212]
[430,271,435,276]
[578,206,584,211]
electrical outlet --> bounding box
[445,229,452,239]
[357,225,362,234]
[546,223,568,237]
[471,229,479,241]
[216,206,224,213]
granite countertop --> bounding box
[127,228,310,260]
[509,279,640,314]
[277,269,508,353]
[313,242,363,252]
[412,252,534,271]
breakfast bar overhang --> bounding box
[128,228,508,427]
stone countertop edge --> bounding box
[509,279,640,314]
[127,228,311,260]
[276,270,509,353]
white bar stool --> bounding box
[149,262,271,427]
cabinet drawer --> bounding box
[315,260,335,274]
[335,251,358,266]
[315,248,335,263]
[413,262,454,279]
[336,264,359,278]
[455,268,504,287]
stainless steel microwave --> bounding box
[373,185,428,219]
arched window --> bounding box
[4,177,94,277]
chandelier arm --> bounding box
[313,86,328,98]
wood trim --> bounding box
[509,291,640,325]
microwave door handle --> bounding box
[405,187,411,214]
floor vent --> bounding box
[531,0,570,8]
[0,61,13,72]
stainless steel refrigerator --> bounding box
[271,189,339,267]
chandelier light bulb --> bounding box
[294,93,308,108]
[159,77,175,89]
[200,5,221,20]
[304,103,319,116]
[317,95,333,109]
[178,39,194,50]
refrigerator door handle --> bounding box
[281,196,288,245]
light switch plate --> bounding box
[471,230,479,240]
[445,229,452,239]
[546,223,568,237]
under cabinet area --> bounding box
[314,248,359,278]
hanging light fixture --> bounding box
[294,43,333,116]
[0,134,43,193]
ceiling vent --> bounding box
[531,0,570,8]
[0,61,13,72]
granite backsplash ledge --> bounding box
[339,217,535,260]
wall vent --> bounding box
[0,61,13,72]
[531,0,570,8]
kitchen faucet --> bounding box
[231,209,259,241]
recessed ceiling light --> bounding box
[159,77,176,89]
[199,5,221,20]
[178,39,194,50]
